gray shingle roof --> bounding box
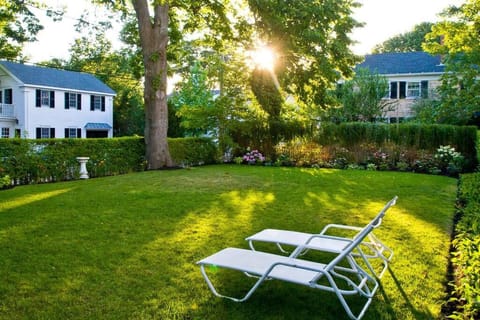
[356,52,445,75]
[0,61,116,95]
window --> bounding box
[65,92,82,110]
[399,81,406,99]
[390,81,429,99]
[389,81,407,99]
[421,80,429,98]
[1,128,9,138]
[36,89,55,108]
[36,127,55,139]
[390,82,398,99]
[41,91,50,106]
[65,128,81,138]
[90,95,106,112]
[407,82,420,98]
[4,89,12,104]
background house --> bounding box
[356,52,445,122]
[0,61,115,139]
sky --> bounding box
[23,0,465,63]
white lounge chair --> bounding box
[246,196,397,278]
[197,209,389,320]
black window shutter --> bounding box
[36,90,41,107]
[77,94,82,110]
[101,96,106,112]
[50,128,55,138]
[64,93,69,109]
[0,91,3,103]
[90,95,94,111]
[399,82,406,99]
[77,128,82,138]
[65,128,69,138]
[421,81,429,98]
[50,91,55,108]
[36,128,41,139]
[390,82,397,99]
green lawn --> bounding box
[0,165,457,319]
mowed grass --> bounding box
[0,165,457,319]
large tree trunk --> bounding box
[133,0,173,169]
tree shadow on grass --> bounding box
[374,267,435,319]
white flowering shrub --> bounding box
[434,145,465,175]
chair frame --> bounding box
[197,203,393,320]
[246,196,397,278]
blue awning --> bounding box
[84,122,112,130]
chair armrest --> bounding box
[319,223,363,237]
[289,234,354,258]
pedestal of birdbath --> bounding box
[76,157,90,179]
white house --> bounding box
[0,61,115,139]
[356,52,445,122]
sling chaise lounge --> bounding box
[246,196,397,278]
[197,206,391,320]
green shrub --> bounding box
[0,175,11,189]
[450,173,480,319]
[274,139,328,167]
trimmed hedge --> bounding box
[0,137,217,185]
[169,137,218,167]
[316,123,478,171]
[450,173,480,319]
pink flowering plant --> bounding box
[242,149,265,165]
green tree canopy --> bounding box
[0,0,43,60]
[373,22,434,53]
[172,62,216,137]
[248,0,362,109]
[423,0,480,125]
[327,68,393,122]
[90,0,242,169]
[86,0,361,167]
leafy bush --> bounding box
[274,139,329,167]
[169,137,217,167]
[434,145,465,176]
[449,173,480,319]
[0,175,11,189]
[241,149,265,165]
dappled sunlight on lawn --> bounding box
[0,166,458,319]
[165,189,275,253]
[0,188,72,212]
[302,192,398,224]
[299,168,338,175]
[109,189,276,318]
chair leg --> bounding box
[199,265,266,302]
[320,265,377,320]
